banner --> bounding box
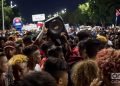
[13,17,23,29]
[13,17,23,32]
[32,14,45,22]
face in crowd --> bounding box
[23,45,41,71]
[0,53,8,73]
[8,54,28,81]
[4,41,17,59]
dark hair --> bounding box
[47,45,63,58]
[78,38,101,59]
[17,72,57,86]
[40,41,54,54]
[44,58,68,82]
[85,39,101,58]
[23,45,39,70]
[77,30,91,41]
[23,36,33,46]
[23,45,38,57]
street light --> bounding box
[1,1,17,31]
[2,0,5,31]
[64,8,67,11]
[10,1,17,8]
[61,8,67,14]
[61,10,65,14]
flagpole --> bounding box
[2,0,5,31]
[115,16,118,27]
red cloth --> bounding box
[40,57,47,70]
[116,9,120,16]
[68,47,83,67]
[72,47,79,56]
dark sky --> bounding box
[7,0,85,22]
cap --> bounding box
[4,41,16,49]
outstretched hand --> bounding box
[90,78,102,86]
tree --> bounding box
[0,0,20,30]
[88,0,120,25]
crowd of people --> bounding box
[0,25,120,86]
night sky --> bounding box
[6,0,85,22]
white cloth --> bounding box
[34,64,41,72]
[107,40,113,46]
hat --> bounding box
[4,41,16,49]
[16,38,23,43]
[97,34,107,43]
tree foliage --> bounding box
[0,0,20,29]
[63,0,120,25]
[88,0,120,25]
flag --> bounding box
[116,9,120,16]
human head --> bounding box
[9,54,28,81]
[0,52,8,73]
[96,34,107,49]
[40,41,54,57]
[78,38,101,59]
[71,60,99,86]
[17,71,57,86]
[8,35,16,42]
[4,41,17,59]
[23,36,33,46]
[23,45,41,70]
[16,38,24,54]
[47,45,64,59]
[96,48,120,86]
[77,30,91,41]
[44,58,68,86]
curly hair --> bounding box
[96,48,120,85]
[71,60,99,86]
[8,54,28,65]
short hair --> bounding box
[23,45,39,70]
[96,48,120,84]
[44,58,68,82]
[40,41,54,54]
[17,72,57,86]
[23,36,32,45]
[78,38,101,58]
[71,60,99,86]
[77,30,91,41]
[47,45,63,58]
[23,45,38,57]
